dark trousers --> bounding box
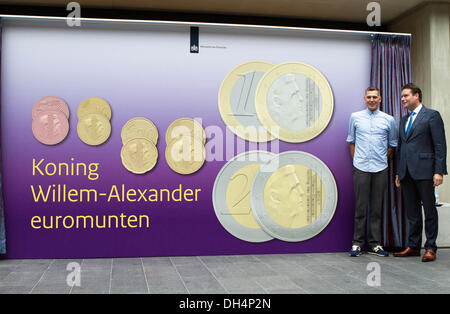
[401,170,438,252]
[352,167,387,247]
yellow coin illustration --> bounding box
[218,61,275,142]
[165,118,206,145]
[255,62,334,143]
[121,117,159,145]
[263,164,324,229]
[251,151,338,242]
[77,113,111,146]
[165,136,205,175]
[77,97,112,120]
[121,138,158,174]
[225,163,263,229]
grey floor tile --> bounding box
[170,256,201,266]
[0,271,44,286]
[70,287,110,294]
[147,276,186,289]
[31,283,72,294]
[110,281,148,294]
[226,286,267,294]
[254,275,299,290]
[1,249,450,294]
[182,276,227,294]
[217,277,264,293]
[0,259,24,268]
[234,262,278,277]
[0,285,33,294]
[38,271,68,285]
[228,255,259,264]
[176,264,211,278]
[81,258,112,268]
[291,277,347,294]
[113,258,142,267]
[0,271,11,281]
[149,286,188,294]
[145,269,180,281]
[267,288,307,294]
[142,257,173,267]
[68,273,111,294]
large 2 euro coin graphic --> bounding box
[250,151,337,242]
[218,61,275,143]
[255,62,334,143]
[212,151,275,243]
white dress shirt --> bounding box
[405,103,423,133]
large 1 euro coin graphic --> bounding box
[212,151,275,243]
[255,62,334,143]
[250,151,337,242]
[218,61,275,143]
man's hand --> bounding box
[395,175,401,188]
[349,143,355,159]
[433,174,444,187]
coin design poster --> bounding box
[1,19,370,258]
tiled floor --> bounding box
[1,249,450,294]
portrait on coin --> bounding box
[268,74,309,130]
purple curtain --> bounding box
[370,34,412,249]
[0,18,5,255]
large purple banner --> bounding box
[1,20,371,258]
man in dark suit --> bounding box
[394,83,447,262]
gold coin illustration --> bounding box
[121,117,158,145]
[77,113,111,146]
[218,61,275,142]
[263,164,324,229]
[121,138,158,174]
[165,136,205,175]
[255,62,334,143]
[225,163,263,229]
[77,97,112,120]
[165,118,206,145]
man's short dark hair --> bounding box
[365,86,380,96]
[402,83,422,102]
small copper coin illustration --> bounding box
[77,97,112,120]
[121,138,158,174]
[77,113,111,146]
[32,96,70,120]
[32,110,69,145]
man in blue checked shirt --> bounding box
[346,86,398,257]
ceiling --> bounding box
[0,0,448,24]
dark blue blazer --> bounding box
[397,105,447,180]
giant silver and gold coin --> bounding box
[250,151,337,242]
[218,61,275,142]
[122,117,159,145]
[77,97,112,120]
[165,136,205,175]
[212,151,275,243]
[77,113,111,146]
[165,118,206,145]
[255,62,333,143]
[121,138,158,174]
